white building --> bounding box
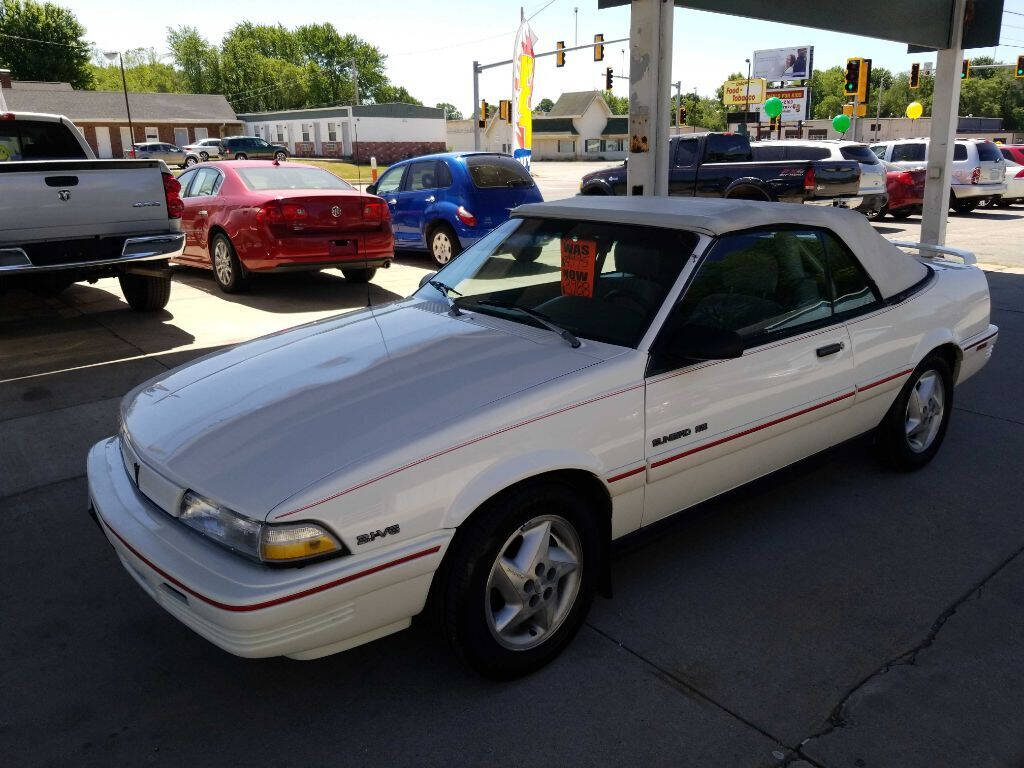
[238,103,446,164]
[446,114,512,153]
[728,115,1022,144]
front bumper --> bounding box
[806,196,864,209]
[87,437,451,660]
[0,232,184,275]
[952,182,1006,200]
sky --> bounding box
[60,0,1024,113]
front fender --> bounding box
[581,177,614,196]
[444,448,605,528]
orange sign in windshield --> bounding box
[560,238,596,298]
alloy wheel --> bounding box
[905,370,946,453]
[213,240,233,286]
[485,515,582,651]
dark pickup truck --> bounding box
[579,132,862,206]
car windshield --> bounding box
[236,166,353,191]
[466,155,535,188]
[977,141,1003,162]
[839,145,880,164]
[420,217,698,348]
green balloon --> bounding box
[832,114,851,133]
[764,97,784,118]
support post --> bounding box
[626,0,673,196]
[472,60,481,151]
[921,0,967,245]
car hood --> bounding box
[122,298,614,520]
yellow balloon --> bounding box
[906,101,923,120]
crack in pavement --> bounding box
[953,404,1024,428]
[794,538,1024,761]
[584,621,827,768]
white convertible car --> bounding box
[88,197,997,678]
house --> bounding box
[532,91,628,160]
[0,69,242,158]
[446,114,511,153]
[238,103,446,164]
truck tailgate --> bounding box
[0,159,171,244]
[809,160,861,199]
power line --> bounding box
[528,0,560,20]
[0,31,89,50]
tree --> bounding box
[435,102,462,120]
[0,0,90,88]
[534,97,554,114]
[603,89,628,115]
[167,26,222,95]
[89,48,184,93]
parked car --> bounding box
[580,132,862,208]
[998,144,1024,165]
[131,141,192,169]
[88,196,996,678]
[366,152,543,266]
[0,111,183,310]
[991,160,1024,207]
[221,136,289,161]
[878,160,926,219]
[870,137,1006,213]
[751,139,887,216]
[183,137,223,162]
[173,160,392,291]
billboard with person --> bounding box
[752,46,813,81]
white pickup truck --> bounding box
[0,111,185,310]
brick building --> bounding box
[238,103,446,163]
[0,69,242,158]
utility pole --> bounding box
[875,85,883,141]
[744,57,752,136]
[672,80,682,134]
[103,51,135,156]
[472,60,481,151]
[574,6,579,45]
[351,60,360,106]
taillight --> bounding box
[362,198,387,224]
[898,171,916,187]
[255,200,306,228]
[803,166,815,192]
[456,205,477,227]
[0,113,16,121]
[162,172,183,219]
[971,166,981,184]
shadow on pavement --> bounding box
[958,210,1024,221]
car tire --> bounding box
[199,151,209,162]
[234,152,248,160]
[118,273,171,311]
[341,267,377,283]
[950,194,977,214]
[274,151,287,162]
[428,224,462,267]
[889,208,913,220]
[436,479,598,679]
[210,233,250,293]
[876,354,954,471]
[866,204,888,221]
[184,156,198,168]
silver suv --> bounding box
[870,138,1006,213]
[751,139,887,216]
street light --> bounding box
[744,57,752,136]
[104,51,135,157]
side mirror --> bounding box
[366,183,377,195]
[658,323,744,362]
[418,271,437,289]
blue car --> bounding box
[367,152,543,266]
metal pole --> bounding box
[676,81,682,134]
[626,0,673,196]
[875,85,883,141]
[118,53,135,157]
[745,58,752,135]
[472,60,481,151]
[574,7,578,46]
[351,60,360,106]
[851,94,859,141]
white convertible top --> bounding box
[514,196,929,299]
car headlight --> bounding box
[179,491,344,564]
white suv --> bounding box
[870,138,1006,213]
[751,140,887,216]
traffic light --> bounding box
[556,41,565,67]
[499,99,510,122]
[910,62,920,89]
[605,67,613,90]
[1017,55,1024,78]
[845,58,861,95]
[961,59,970,80]
[478,100,487,128]
[594,34,604,62]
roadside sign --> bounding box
[752,46,813,82]
[758,87,808,121]
[722,78,766,107]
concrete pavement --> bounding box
[2,186,1023,767]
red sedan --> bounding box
[876,160,926,220]
[174,161,393,292]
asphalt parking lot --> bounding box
[3,164,1024,767]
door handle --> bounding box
[198,209,208,216]
[424,195,436,203]
[816,342,845,358]
[387,198,398,205]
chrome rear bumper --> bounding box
[0,232,185,274]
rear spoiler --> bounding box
[888,240,977,266]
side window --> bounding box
[870,145,886,159]
[953,144,968,161]
[177,169,199,197]
[673,139,699,167]
[435,160,453,187]
[407,160,438,191]
[704,133,751,163]
[891,143,925,162]
[750,145,785,161]
[784,145,830,161]
[672,229,831,346]
[375,165,405,195]
[821,232,879,315]
[191,168,218,197]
